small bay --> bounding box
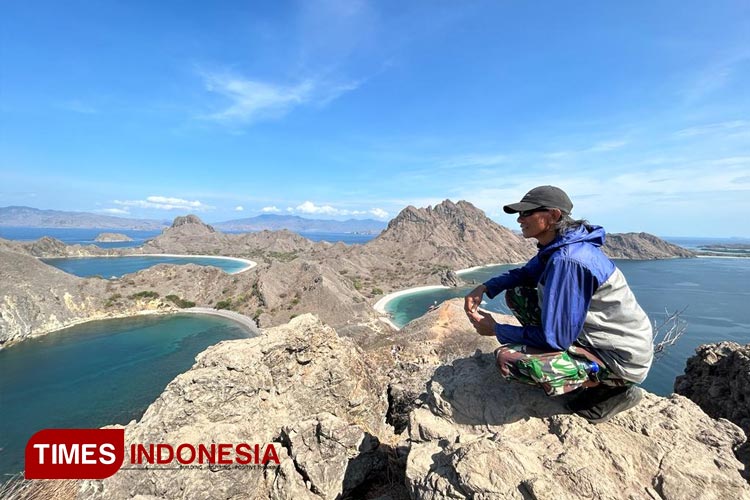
[0,314,253,478]
[41,255,253,278]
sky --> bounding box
[1,1,749,237]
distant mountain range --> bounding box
[213,214,386,234]
[0,206,169,230]
[0,206,387,235]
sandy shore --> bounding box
[181,307,260,336]
[455,261,524,274]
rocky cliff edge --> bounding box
[61,303,750,499]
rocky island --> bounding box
[93,232,133,242]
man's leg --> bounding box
[495,344,592,396]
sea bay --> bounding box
[0,314,254,478]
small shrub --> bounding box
[215,299,232,310]
[371,287,383,295]
[129,291,159,300]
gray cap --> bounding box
[503,185,573,214]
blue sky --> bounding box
[1,1,748,237]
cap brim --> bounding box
[503,201,543,214]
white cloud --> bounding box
[290,201,375,217]
[370,208,388,218]
[261,206,281,213]
[114,196,214,211]
[201,71,360,124]
[99,208,130,215]
[235,205,244,211]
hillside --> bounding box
[366,200,536,267]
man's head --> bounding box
[502,185,573,215]
[504,186,573,245]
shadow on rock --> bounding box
[422,351,571,427]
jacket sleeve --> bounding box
[483,256,542,299]
[494,257,596,350]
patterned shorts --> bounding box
[497,287,630,396]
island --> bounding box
[94,232,133,242]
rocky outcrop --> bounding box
[367,200,535,268]
[603,232,695,259]
[675,342,750,436]
[94,232,132,242]
[83,315,392,500]
[64,305,748,499]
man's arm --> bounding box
[494,258,596,350]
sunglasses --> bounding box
[518,208,549,217]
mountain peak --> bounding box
[170,215,216,232]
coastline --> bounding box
[455,261,523,274]
[373,285,450,330]
[40,253,258,274]
[0,307,259,351]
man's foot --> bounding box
[565,385,643,424]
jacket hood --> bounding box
[539,225,606,257]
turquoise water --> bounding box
[0,314,252,478]
[41,255,251,278]
[385,258,750,398]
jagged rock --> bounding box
[367,200,536,268]
[83,315,391,500]
[675,342,750,475]
[603,232,695,259]
[675,342,750,436]
[439,269,461,287]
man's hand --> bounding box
[464,284,487,315]
[467,309,497,337]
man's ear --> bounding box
[549,208,562,223]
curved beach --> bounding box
[373,285,450,330]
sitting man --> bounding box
[465,185,653,423]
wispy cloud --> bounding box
[682,51,750,102]
[674,120,750,138]
[114,196,214,211]
[98,208,130,215]
[201,71,360,124]
[234,205,244,211]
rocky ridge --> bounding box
[94,233,132,242]
[60,305,750,499]
[602,232,695,259]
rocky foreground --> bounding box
[30,302,737,499]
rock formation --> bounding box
[675,342,750,471]
[82,315,392,500]
[94,233,132,242]
[367,200,536,268]
[42,305,743,499]
[603,232,695,259]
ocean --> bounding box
[0,314,253,478]
[0,227,378,247]
[41,255,253,278]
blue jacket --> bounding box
[484,225,653,382]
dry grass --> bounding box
[0,473,79,500]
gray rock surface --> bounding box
[675,341,750,473]
[82,314,391,500]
